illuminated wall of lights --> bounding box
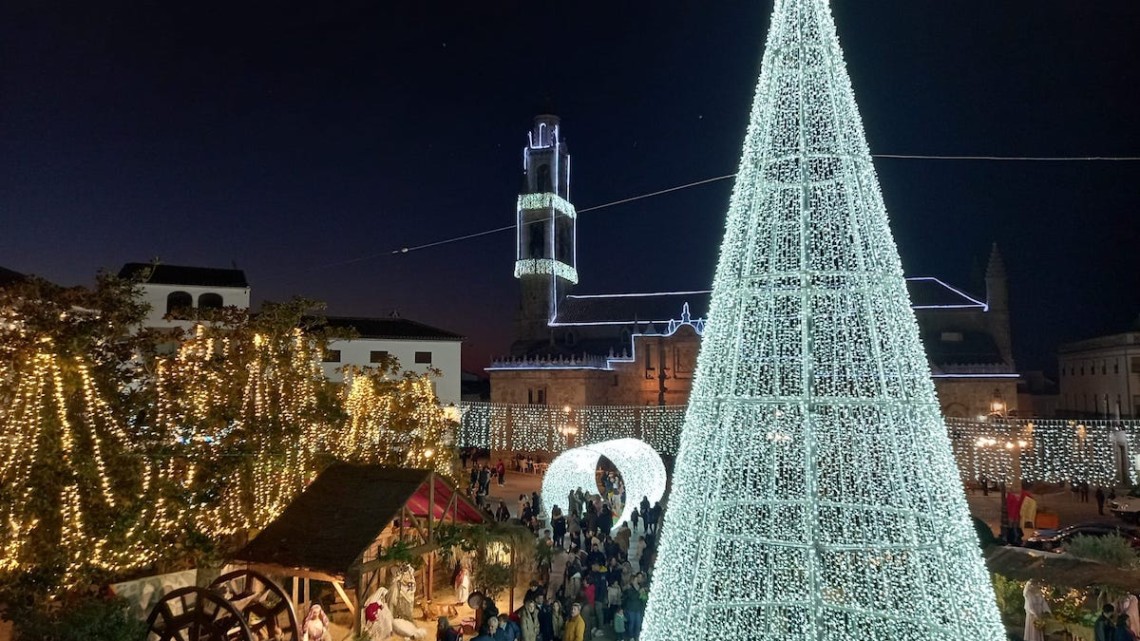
[639,0,1006,638]
[513,258,579,285]
[459,403,1138,486]
[541,438,666,532]
[946,418,1124,486]
[458,402,686,454]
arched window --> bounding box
[166,291,193,319]
[198,293,223,310]
[537,164,552,192]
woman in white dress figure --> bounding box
[1118,592,1140,636]
[454,562,470,604]
[1023,579,1051,641]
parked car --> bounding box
[1023,522,1140,552]
[1110,498,1140,524]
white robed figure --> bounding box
[1023,580,1051,641]
[1118,593,1140,637]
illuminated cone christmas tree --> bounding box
[639,1,1004,639]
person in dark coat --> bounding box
[1096,604,1116,641]
[597,505,613,536]
[1097,486,1107,515]
[438,616,462,641]
[536,594,555,641]
[551,506,567,548]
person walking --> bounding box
[1097,486,1107,515]
[437,617,462,641]
[563,603,586,641]
[612,606,627,641]
[496,459,506,486]
[551,600,565,641]
[1096,604,1117,641]
[622,582,645,640]
[519,600,540,641]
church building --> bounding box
[488,116,1018,417]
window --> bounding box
[166,291,193,319]
[1102,363,1107,375]
[1115,361,1120,374]
[414,351,432,364]
[564,331,575,346]
[370,350,389,364]
[323,349,341,363]
[1132,357,1140,374]
[940,331,963,342]
[528,388,546,405]
[197,293,223,310]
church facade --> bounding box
[488,116,1018,417]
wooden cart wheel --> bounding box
[144,586,255,641]
[210,569,300,641]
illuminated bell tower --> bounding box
[514,114,576,347]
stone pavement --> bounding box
[966,485,1125,535]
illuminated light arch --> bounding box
[541,438,666,532]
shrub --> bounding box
[1065,533,1139,569]
[9,595,145,641]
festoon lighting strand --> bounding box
[540,438,667,533]
[639,1,1005,639]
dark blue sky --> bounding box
[2,1,1138,371]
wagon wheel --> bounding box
[210,569,300,641]
[144,586,255,641]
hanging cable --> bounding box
[303,154,1140,270]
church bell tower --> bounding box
[513,115,576,349]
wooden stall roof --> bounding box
[234,464,484,578]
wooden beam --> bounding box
[428,473,435,535]
[237,562,342,584]
[332,581,356,617]
[353,543,438,574]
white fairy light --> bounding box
[639,0,1006,639]
[512,258,579,284]
[541,438,667,532]
[518,193,577,219]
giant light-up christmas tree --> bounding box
[639,1,1005,639]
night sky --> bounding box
[2,1,1138,372]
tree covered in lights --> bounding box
[639,1,1005,639]
[150,299,342,538]
[0,275,155,593]
[340,361,459,481]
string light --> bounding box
[639,0,1005,638]
[513,259,579,284]
[457,402,686,455]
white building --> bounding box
[119,262,464,406]
[321,316,464,407]
[1058,331,1140,418]
[119,262,250,330]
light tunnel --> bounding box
[540,438,666,533]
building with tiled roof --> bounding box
[320,315,464,405]
[119,261,251,329]
[489,116,1017,417]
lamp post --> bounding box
[989,390,1029,543]
[560,405,578,449]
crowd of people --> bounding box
[446,464,667,641]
